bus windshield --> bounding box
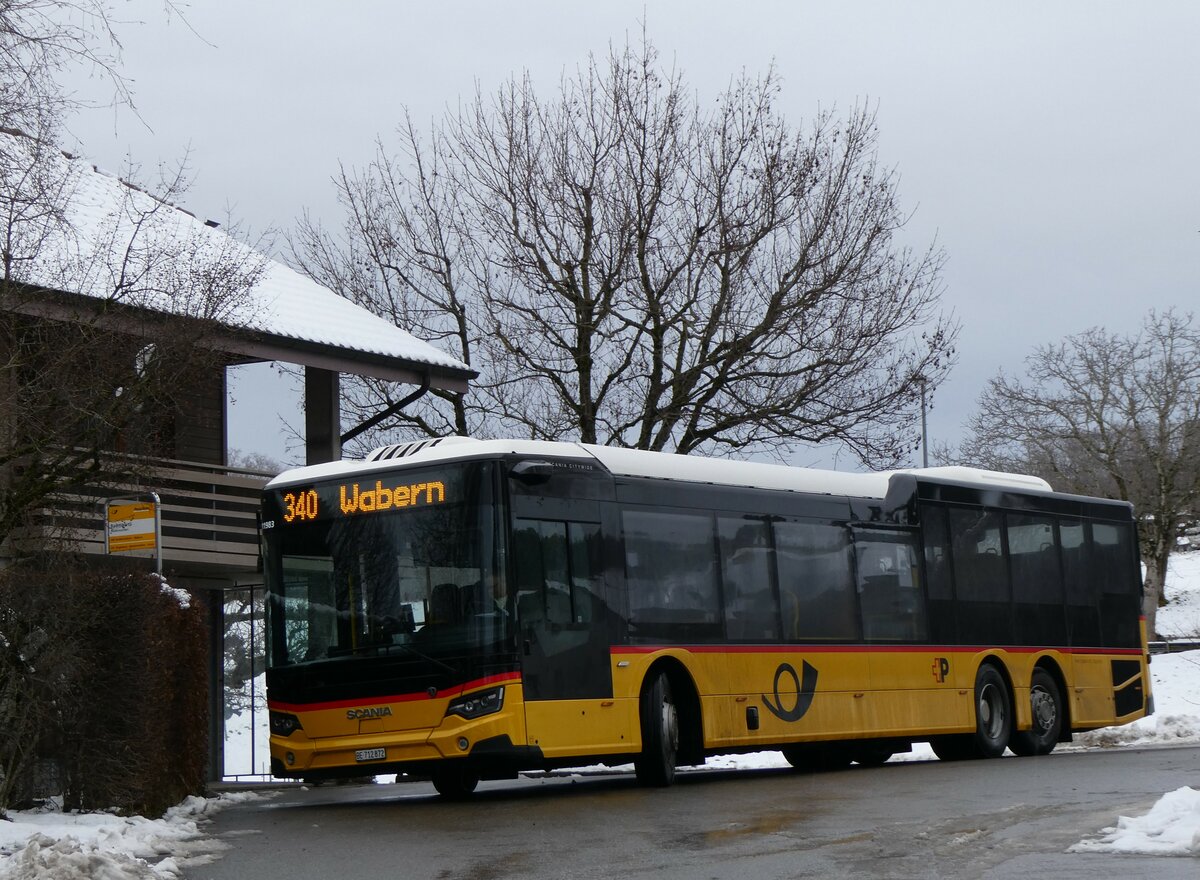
[263,461,509,668]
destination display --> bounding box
[264,469,456,530]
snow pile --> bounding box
[1070,787,1200,856]
[0,793,260,879]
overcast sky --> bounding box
[62,1,1200,469]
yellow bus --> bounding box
[262,438,1152,797]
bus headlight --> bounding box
[270,711,303,737]
[447,686,505,719]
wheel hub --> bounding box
[1031,686,1057,731]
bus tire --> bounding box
[929,736,975,762]
[783,743,853,771]
[1010,668,1063,757]
[851,746,894,767]
[972,664,1012,758]
[430,766,479,799]
[635,672,679,787]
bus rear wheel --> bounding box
[851,746,894,767]
[973,664,1013,758]
[1010,668,1063,757]
[931,664,1012,761]
[635,672,679,787]
[430,766,479,799]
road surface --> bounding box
[187,746,1200,879]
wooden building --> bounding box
[0,128,475,777]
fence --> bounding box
[1149,640,1200,655]
[220,583,270,780]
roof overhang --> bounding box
[5,284,477,393]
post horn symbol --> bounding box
[762,661,819,723]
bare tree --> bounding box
[295,38,957,465]
[0,2,266,548]
[0,131,266,548]
[957,310,1200,637]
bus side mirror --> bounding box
[509,460,555,485]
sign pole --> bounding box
[150,491,162,577]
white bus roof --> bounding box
[266,438,1053,500]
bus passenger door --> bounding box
[512,515,624,757]
[512,517,613,700]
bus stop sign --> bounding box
[106,494,163,574]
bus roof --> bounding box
[265,438,1054,501]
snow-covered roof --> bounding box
[267,437,1053,499]
[0,129,474,390]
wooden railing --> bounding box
[16,454,276,575]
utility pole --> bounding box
[920,380,929,468]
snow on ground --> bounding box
[221,690,270,779]
[0,793,267,879]
[3,550,1200,874]
[1069,787,1200,856]
[1156,549,1200,640]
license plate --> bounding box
[355,748,386,762]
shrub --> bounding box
[0,561,208,817]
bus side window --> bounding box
[1061,519,1101,647]
[919,503,957,644]
[773,521,858,642]
[1006,513,1067,646]
[949,508,1010,644]
[718,515,778,641]
[513,519,570,626]
[1093,522,1140,648]
[852,529,927,642]
[513,518,603,627]
[623,508,721,642]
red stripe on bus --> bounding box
[268,671,521,714]
[611,644,1145,656]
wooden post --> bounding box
[304,367,341,465]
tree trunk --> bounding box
[1141,554,1166,641]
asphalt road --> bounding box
[186,746,1200,880]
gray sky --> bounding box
[63,1,1200,469]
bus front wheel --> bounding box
[635,672,679,787]
[1010,668,1062,757]
[430,766,479,799]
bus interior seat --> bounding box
[429,582,461,623]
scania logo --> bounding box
[347,706,393,720]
